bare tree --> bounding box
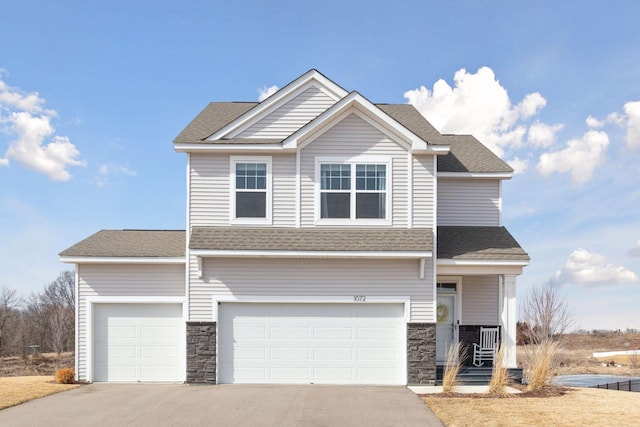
[0,286,22,355]
[43,271,75,354]
[519,281,574,345]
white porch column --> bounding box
[500,275,518,368]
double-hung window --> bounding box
[231,156,271,223]
[319,160,388,221]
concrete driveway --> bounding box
[0,384,443,427]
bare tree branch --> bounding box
[519,281,574,344]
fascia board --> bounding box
[174,143,292,153]
[437,259,529,266]
[207,70,348,140]
[191,249,433,259]
[284,92,425,151]
[437,172,513,179]
[59,256,186,264]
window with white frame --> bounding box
[231,157,271,222]
[319,161,388,220]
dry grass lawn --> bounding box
[0,376,79,410]
[423,387,640,427]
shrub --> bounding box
[442,342,464,393]
[55,367,75,384]
[526,340,558,392]
[488,345,509,396]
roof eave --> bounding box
[190,249,433,259]
[174,143,293,153]
[59,256,186,264]
[437,172,513,179]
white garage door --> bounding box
[93,304,183,382]
[218,303,405,385]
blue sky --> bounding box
[1,1,639,331]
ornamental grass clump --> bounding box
[442,342,464,393]
[527,339,558,392]
[488,345,509,396]
[55,368,75,384]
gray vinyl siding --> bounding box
[235,86,336,139]
[272,154,297,227]
[461,275,499,325]
[412,156,435,228]
[188,256,434,322]
[76,264,185,381]
[190,153,296,227]
[437,179,501,226]
[190,154,229,226]
[299,113,410,227]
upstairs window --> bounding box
[319,161,388,221]
[231,157,271,223]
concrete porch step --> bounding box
[436,366,523,386]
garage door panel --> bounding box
[270,347,308,359]
[93,303,183,382]
[234,326,266,339]
[270,326,310,339]
[313,347,352,360]
[140,326,180,339]
[218,303,404,385]
[314,327,353,339]
[358,347,396,360]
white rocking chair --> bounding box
[472,327,500,367]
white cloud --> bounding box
[0,74,84,180]
[556,248,639,286]
[507,156,529,174]
[623,101,640,150]
[607,112,625,126]
[527,122,564,148]
[95,163,137,187]
[628,240,640,258]
[536,130,609,184]
[586,115,604,128]
[404,66,548,157]
[258,85,278,102]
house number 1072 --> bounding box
[353,296,366,302]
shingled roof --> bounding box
[437,226,529,261]
[59,230,186,258]
[190,227,432,253]
[173,101,512,174]
[438,135,513,173]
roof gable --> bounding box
[207,69,348,141]
[283,91,432,153]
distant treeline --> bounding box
[0,271,74,357]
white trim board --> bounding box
[60,257,185,264]
[212,295,412,324]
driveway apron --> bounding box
[0,384,443,427]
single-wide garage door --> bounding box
[94,303,183,382]
[218,303,405,385]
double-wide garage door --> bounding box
[93,304,183,382]
[218,303,405,385]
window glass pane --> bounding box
[236,163,267,190]
[356,193,385,218]
[321,193,350,218]
[356,164,386,190]
[236,176,245,189]
[321,164,350,190]
[236,192,266,218]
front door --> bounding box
[436,294,457,363]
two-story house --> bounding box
[60,70,528,385]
